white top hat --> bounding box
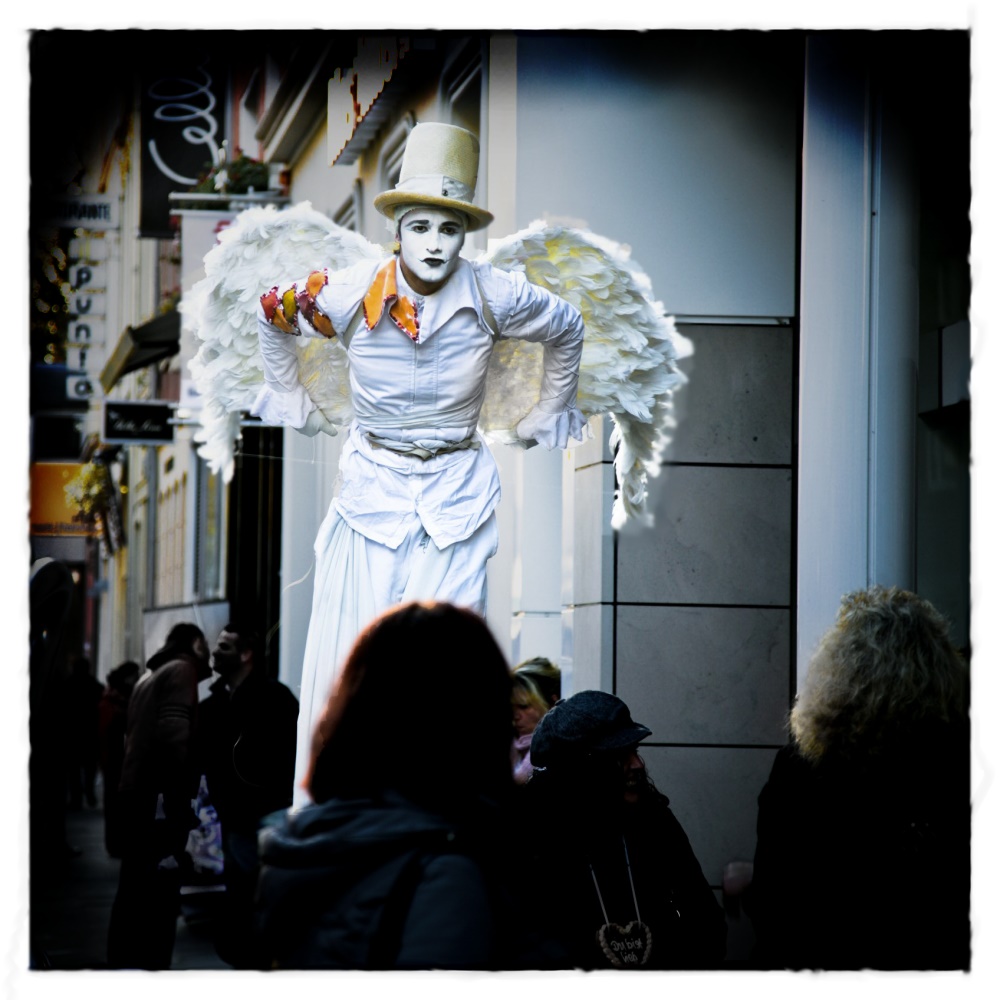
[373,122,494,231]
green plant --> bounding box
[191,150,271,195]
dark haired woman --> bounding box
[255,601,523,969]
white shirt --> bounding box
[252,256,585,549]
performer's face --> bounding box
[397,207,466,294]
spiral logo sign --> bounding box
[146,66,220,186]
[140,57,224,237]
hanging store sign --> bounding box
[66,282,106,402]
[140,55,225,237]
[103,401,175,445]
[65,239,108,400]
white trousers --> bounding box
[290,505,498,808]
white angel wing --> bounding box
[478,220,691,528]
[183,201,382,480]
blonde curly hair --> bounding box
[790,585,968,763]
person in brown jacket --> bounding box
[106,623,210,969]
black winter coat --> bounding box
[195,671,299,835]
[255,791,512,970]
[746,736,971,971]
[522,782,727,969]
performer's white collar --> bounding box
[393,256,481,339]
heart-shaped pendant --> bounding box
[596,920,652,968]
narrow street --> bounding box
[29,798,228,971]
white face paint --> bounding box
[397,207,466,293]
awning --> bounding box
[328,38,410,166]
[328,38,445,165]
[99,309,180,394]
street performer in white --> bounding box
[253,124,584,803]
[187,122,690,807]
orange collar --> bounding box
[363,259,419,342]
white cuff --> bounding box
[515,405,590,450]
[250,383,316,429]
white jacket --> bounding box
[252,256,585,549]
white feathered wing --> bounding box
[478,220,691,528]
[183,201,383,481]
[185,206,689,527]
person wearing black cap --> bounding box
[522,690,726,969]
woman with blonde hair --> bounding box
[510,657,561,784]
[747,585,970,970]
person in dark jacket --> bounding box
[194,621,298,967]
[107,623,210,969]
[521,690,727,970]
[97,660,140,857]
[255,601,522,970]
[64,656,105,810]
[745,585,971,971]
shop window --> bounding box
[155,472,186,606]
[441,40,483,137]
[194,455,226,601]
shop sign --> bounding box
[140,55,225,237]
[47,195,119,231]
[103,401,175,445]
[65,254,107,399]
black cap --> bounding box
[530,690,652,766]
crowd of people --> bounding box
[75,582,968,972]
[102,619,299,970]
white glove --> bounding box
[297,408,337,438]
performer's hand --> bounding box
[298,408,337,438]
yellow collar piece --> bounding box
[363,260,420,342]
